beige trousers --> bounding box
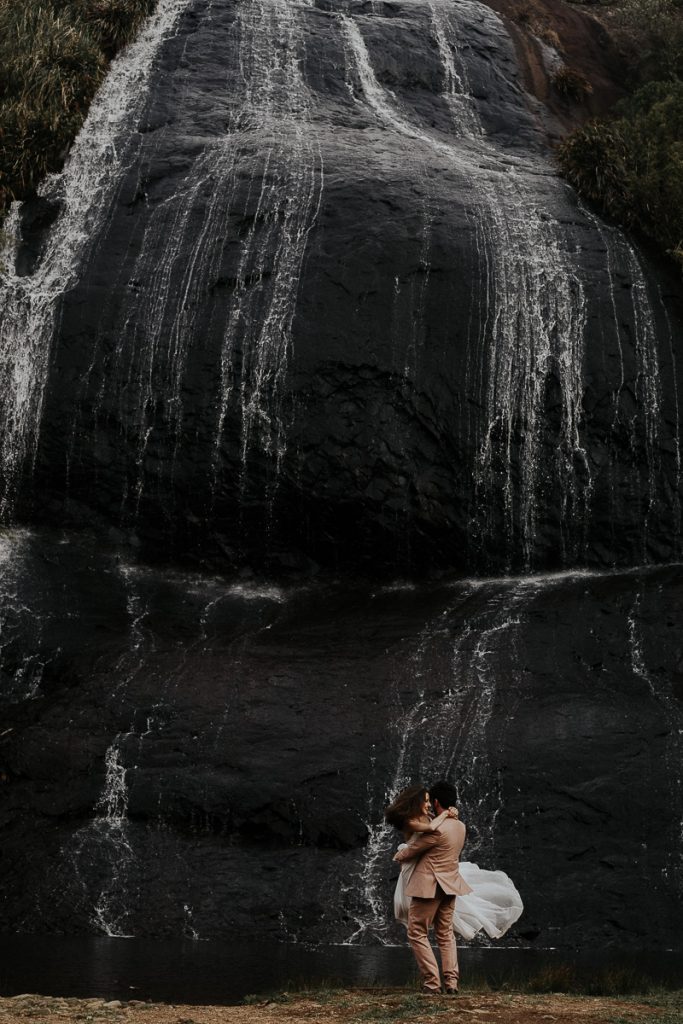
[406,892,458,992]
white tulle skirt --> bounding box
[394,860,524,940]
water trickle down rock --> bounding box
[0,0,679,574]
[0,0,190,519]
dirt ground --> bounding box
[0,991,679,1024]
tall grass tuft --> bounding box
[0,0,155,216]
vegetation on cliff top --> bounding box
[558,0,683,270]
[0,0,155,218]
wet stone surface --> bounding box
[1,0,680,576]
[0,530,681,947]
[0,0,682,960]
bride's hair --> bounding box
[384,784,428,830]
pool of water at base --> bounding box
[0,939,681,1004]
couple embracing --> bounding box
[385,780,523,996]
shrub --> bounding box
[614,0,683,82]
[535,25,563,51]
[558,80,683,269]
[551,65,594,100]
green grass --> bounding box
[0,0,155,217]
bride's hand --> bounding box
[447,806,459,818]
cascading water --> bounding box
[346,577,528,944]
[0,529,47,702]
[628,592,683,884]
[0,525,682,945]
[69,736,135,938]
[71,0,325,515]
[1,0,682,955]
[63,560,155,936]
[0,0,678,571]
[346,562,683,945]
[0,0,189,518]
[428,0,481,138]
[339,6,590,567]
[338,3,677,569]
[579,203,673,553]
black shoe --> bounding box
[445,987,459,996]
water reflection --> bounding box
[0,939,681,1004]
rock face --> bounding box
[1,0,683,953]
[485,0,628,131]
[1,0,681,575]
[0,528,682,947]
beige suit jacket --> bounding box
[393,818,473,898]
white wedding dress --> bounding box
[394,847,523,940]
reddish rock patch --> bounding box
[482,0,627,131]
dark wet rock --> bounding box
[6,0,681,578]
[1,0,682,960]
[15,195,64,276]
[0,530,681,947]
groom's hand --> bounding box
[393,831,439,861]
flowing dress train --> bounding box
[394,848,523,940]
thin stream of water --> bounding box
[0,0,189,517]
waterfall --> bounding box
[339,7,589,567]
[0,0,674,569]
[1,522,682,943]
[339,3,678,568]
[628,592,683,885]
[347,576,528,943]
[56,551,293,938]
[0,529,46,702]
[69,737,136,938]
[625,249,662,528]
[428,0,482,137]
[428,2,590,564]
[95,744,130,822]
[0,0,189,518]
[89,0,324,511]
[219,0,324,471]
[0,0,681,951]
[475,200,588,565]
[580,204,672,555]
[346,561,683,944]
[64,560,155,936]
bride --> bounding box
[385,783,523,941]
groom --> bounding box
[393,779,472,995]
